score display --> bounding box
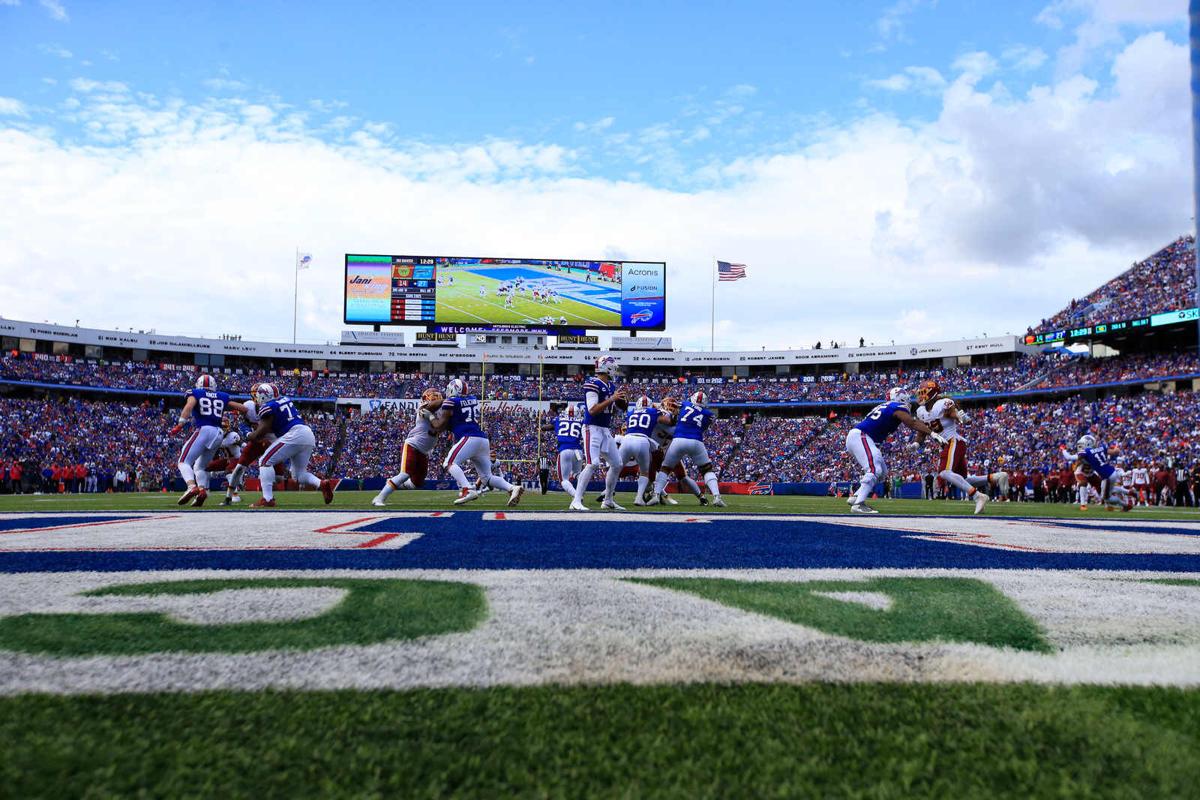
[345,254,666,331]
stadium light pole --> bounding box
[1192,0,1200,351]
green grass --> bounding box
[3,489,1198,519]
[436,267,620,328]
[2,684,1198,798]
[0,578,486,656]
[631,577,1053,652]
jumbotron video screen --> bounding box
[344,254,666,331]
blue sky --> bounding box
[0,0,1191,347]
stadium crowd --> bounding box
[1035,236,1196,333]
[4,350,1196,405]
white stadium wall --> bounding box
[0,317,1025,369]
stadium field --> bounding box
[2,498,1198,796]
[435,264,621,327]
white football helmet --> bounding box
[596,355,619,376]
[445,378,466,398]
[1077,434,1097,451]
[254,383,278,404]
[888,387,911,405]
[564,403,577,420]
[634,395,652,411]
[689,391,709,408]
[195,374,217,391]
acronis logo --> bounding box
[630,309,653,324]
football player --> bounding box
[246,383,335,508]
[1061,434,1133,511]
[372,388,446,506]
[170,374,245,508]
[914,379,989,514]
[650,391,725,507]
[546,402,585,497]
[617,395,659,506]
[570,356,628,511]
[846,387,945,514]
[222,383,273,506]
[433,378,524,506]
[204,419,245,504]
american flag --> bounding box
[717,260,747,281]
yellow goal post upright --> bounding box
[479,351,545,483]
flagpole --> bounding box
[292,247,299,344]
[710,257,716,352]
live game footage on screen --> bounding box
[344,254,666,331]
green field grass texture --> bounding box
[3,490,1199,519]
[3,685,1198,798]
[435,266,620,327]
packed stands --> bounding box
[1034,236,1196,333]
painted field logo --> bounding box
[0,578,486,656]
[632,577,1052,652]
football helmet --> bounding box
[254,383,278,404]
[195,374,217,391]
[445,378,466,398]
[888,387,911,405]
[689,391,709,408]
[661,396,681,413]
[249,382,262,399]
[1077,434,1097,451]
[596,355,619,376]
[634,395,652,411]
[916,379,941,404]
[421,388,444,406]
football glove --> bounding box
[930,431,948,446]
[169,423,184,436]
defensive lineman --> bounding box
[846,388,945,514]
[247,383,335,508]
[570,356,628,511]
[915,380,989,514]
[650,391,725,507]
[435,378,524,506]
[222,383,273,506]
[372,389,446,506]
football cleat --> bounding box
[249,498,276,509]
[371,496,387,507]
[507,486,525,507]
[697,495,708,506]
[220,495,233,507]
[664,495,679,505]
[850,503,879,514]
[177,486,202,506]
[710,497,727,508]
[320,479,335,505]
[634,496,648,506]
[601,499,627,511]
[973,492,990,515]
[230,494,241,504]
[191,489,208,508]
[569,500,589,512]
[453,489,481,505]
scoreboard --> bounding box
[344,255,437,324]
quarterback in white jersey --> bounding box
[373,389,445,506]
[914,380,989,514]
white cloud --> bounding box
[573,116,614,134]
[1002,45,1048,71]
[203,77,247,92]
[38,0,66,21]
[0,32,1190,350]
[877,0,936,43]
[868,66,947,94]
[0,97,27,116]
[38,43,72,58]
[1037,0,1185,76]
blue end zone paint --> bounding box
[1042,521,1200,537]
[1,514,1199,573]
[0,516,132,531]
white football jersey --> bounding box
[219,430,243,459]
[243,400,262,424]
[405,408,439,455]
[917,397,962,441]
[651,419,674,450]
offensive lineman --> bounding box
[372,389,446,506]
[616,396,659,506]
[914,380,989,514]
[435,378,524,506]
[222,383,273,506]
[246,383,335,508]
[570,355,628,511]
[845,387,946,514]
[650,391,726,507]
[172,374,244,508]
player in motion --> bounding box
[647,396,707,504]
[246,383,335,508]
[914,380,989,514]
[221,383,273,505]
[571,356,629,511]
[547,403,585,498]
[171,374,244,508]
[1061,434,1133,511]
[617,395,660,506]
[372,389,445,506]
[650,391,726,507]
[435,378,524,506]
[846,387,945,514]
[203,419,244,503]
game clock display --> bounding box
[345,254,666,331]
